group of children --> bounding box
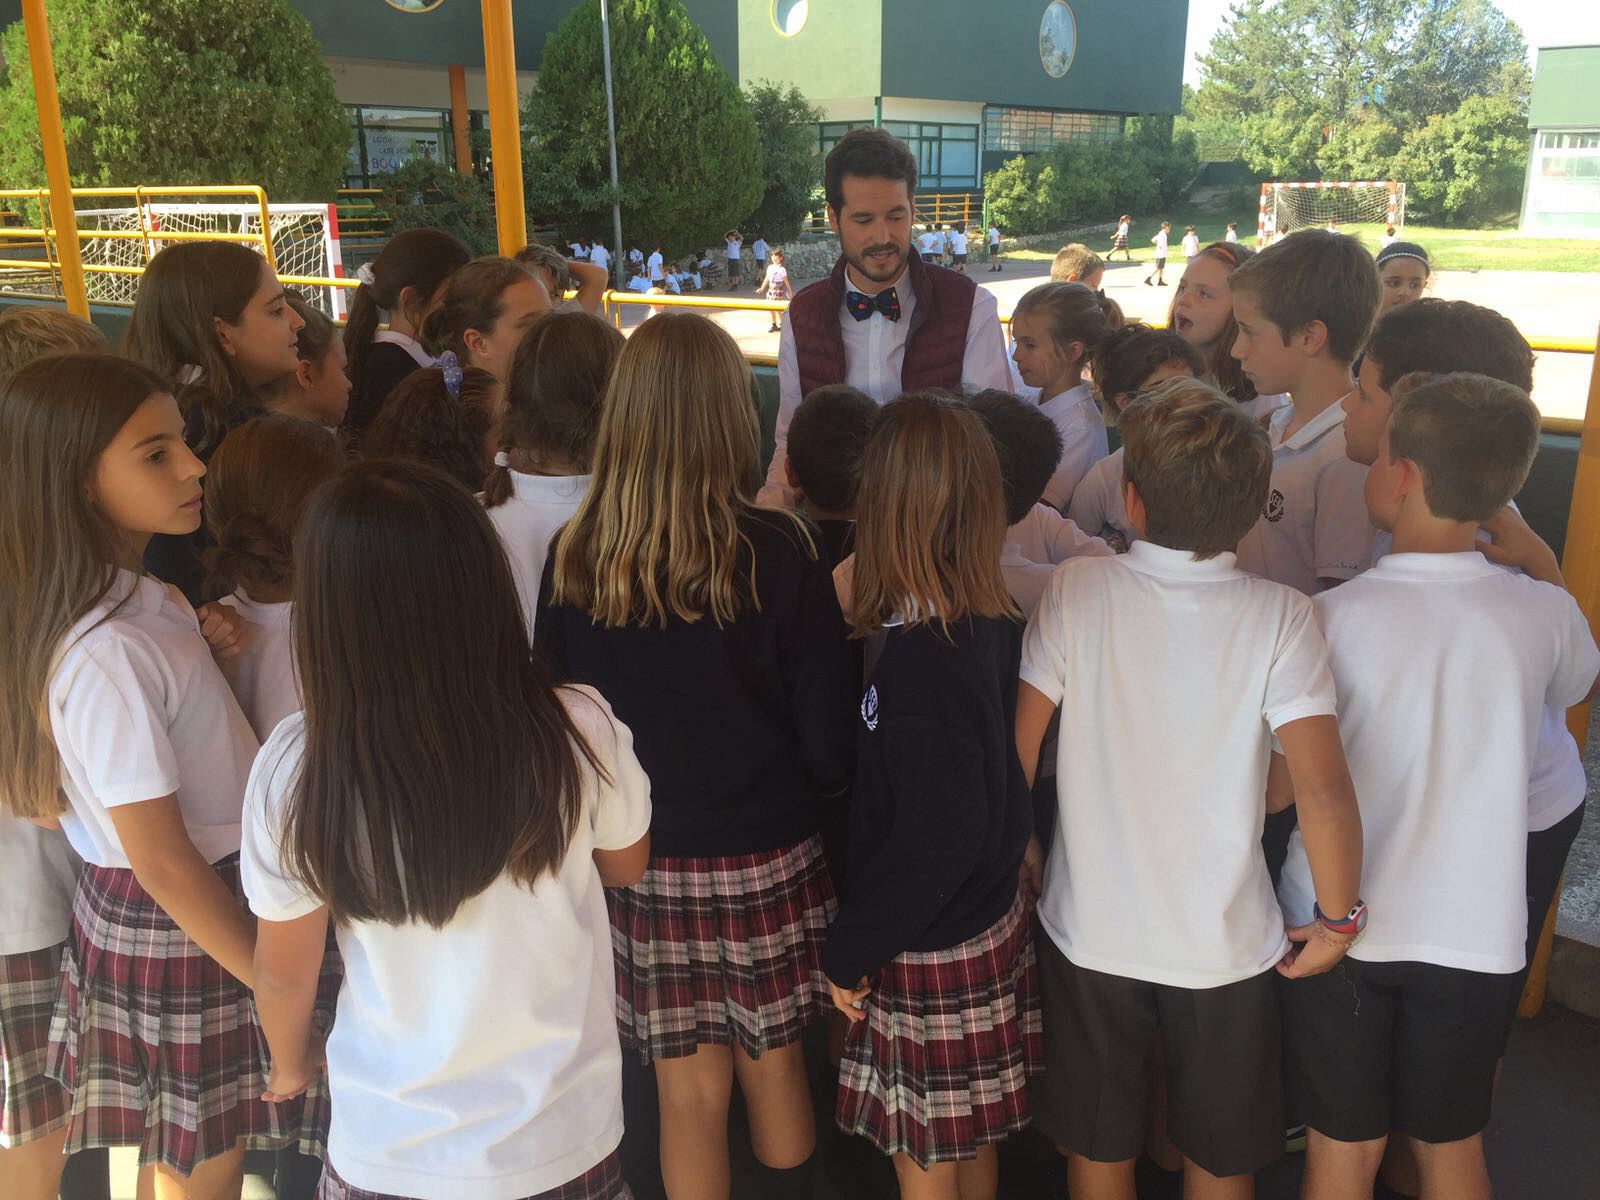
[0,205,1582,1200]
[914,224,975,273]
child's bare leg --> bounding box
[1066,1151,1137,1200]
[1300,1129,1384,1200]
[954,1143,998,1200]
[1182,1155,1253,1200]
[893,1152,961,1200]
[730,1039,814,1168]
[138,1143,245,1200]
[0,1128,68,1200]
[1379,1135,1420,1195]
[1411,1133,1491,1200]
[654,1044,734,1200]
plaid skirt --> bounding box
[317,1149,632,1200]
[608,833,836,1064]
[835,889,1043,1169]
[281,927,344,1161]
[46,853,291,1174]
[1,943,70,1148]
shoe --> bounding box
[768,325,779,333]
[1158,280,1168,286]
[1144,278,1153,286]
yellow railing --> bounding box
[335,188,393,239]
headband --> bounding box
[439,349,463,400]
[1375,243,1431,271]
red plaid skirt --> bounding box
[835,889,1043,1169]
[1,943,69,1148]
[316,1149,632,1200]
[45,853,292,1174]
[281,926,344,1161]
[608,833,835,1064]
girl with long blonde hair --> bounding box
[538,311,855,1200]
[821,392,1042,1200]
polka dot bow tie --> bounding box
[845,286,901,323]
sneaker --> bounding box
[1144,278,1153,286]
[1157,280,1168,286]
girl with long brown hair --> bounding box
[124,240,306,601]
[243,459,650,1200]
[1167,241,1288,421]
[421,255,552,383]
[0,354,288,1198]
[821,392,1042,1200]
[537,312,855,1200]
[343,227,471,438]
[484,309,623,633]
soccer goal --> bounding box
[73,202,348,316]
[1257,181,1406,245]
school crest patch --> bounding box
[861,684,879,731]
[1264,488,1286,523]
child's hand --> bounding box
[261,1038,325,1103]
[828,976,871,1023]
[1275,921,1352,979]
[195,602,252,661]
[1018,835,1045,903]
[1480,506,1563,587]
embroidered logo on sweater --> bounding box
[861,685,879,731]
[1264,488,1286,523]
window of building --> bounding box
[1526,128,1600,233]
[817,121,871,160]
[1539,130,1600,150]
[346,105,480,188]
[983,106,1123,154]
[884,121,980,189]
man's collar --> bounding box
[843,260,908,298]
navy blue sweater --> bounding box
[821,615,1032,985]
[535,510,856,857]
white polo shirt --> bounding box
[1181,233,1201,258]
[753,238,769,261]
[1066,447,1134,550]
[1278,553,1600,974]
[646,251,663,281]
[988,226,1001,246]
[242,686,651,1200]
[1022,543,1336,987]
[1151,230,1169,257]
[951,231,969,255]
[1038,382,1109,511]
[486,472,591,636]
[1235,400,1374,595]
[1008,503,1112,565]
[0,816,81,955]
[725,238,742,261]
[217,591,299,743]
[1001,547,1056,619]
[761,264,1013,505]
[589,245,610,272]
[50,571,260,868]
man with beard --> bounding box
[759,129,1011,506]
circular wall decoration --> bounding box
[771,0,809,37]
[1039,0,1076,78]
[384,0,446,13]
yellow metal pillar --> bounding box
[480,0,527,256]
[1520,322,1600,1018]
[448,65,472,175]
[22,0,87,317]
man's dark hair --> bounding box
[967,390,1064,525]
[787,385,879,513]
[824,128,919,214]
[1366,298,1533,392]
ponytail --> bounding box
[482,445,515,508]
[344,228,471,384]
[1013,281,1122,371]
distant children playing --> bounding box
[1018,378,1362,1200]
[1109,214,1132,262]
[1144,221,1171,285]
[1229,229,1380,595]
[1276,373,1598,1200]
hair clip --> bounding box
[355,262,376,286]
[493,450,511,468]
[439,350,463,400]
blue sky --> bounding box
[1182,0,1600,85]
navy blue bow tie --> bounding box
[845,287,901,323]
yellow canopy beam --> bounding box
[22,0,87,317]
[481,0,527,256]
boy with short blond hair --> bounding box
[0,305,107,378]
[1229,229,1380,595]
[1017,378,1363,1199]
[1277,372,1599,1200]
[1049,243,1104,288]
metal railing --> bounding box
[335,188,393,239]
[802,190,984,233]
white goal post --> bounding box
[72,202,348,317]
[1257,181,1406,245]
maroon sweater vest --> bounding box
[789,251,978,399]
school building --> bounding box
[0,0,1185,194]
[1520,44,1600,236]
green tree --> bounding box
[742,81,823,243]
[523,0,762,257]
[0,0,348,200]
[1386,0,1530,129]
[982,155,1057,236]
[1391,93,1528,224]
[370,158,498,257]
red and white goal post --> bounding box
[1257,181,1406,246]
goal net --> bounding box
[73,202,347,316]
[1257,182,1406,245]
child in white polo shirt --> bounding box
[1230,230,1380,596]
[1276,372,1599,1200]
[1016,377,1364,1200]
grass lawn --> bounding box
[1005,202,1600,273]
